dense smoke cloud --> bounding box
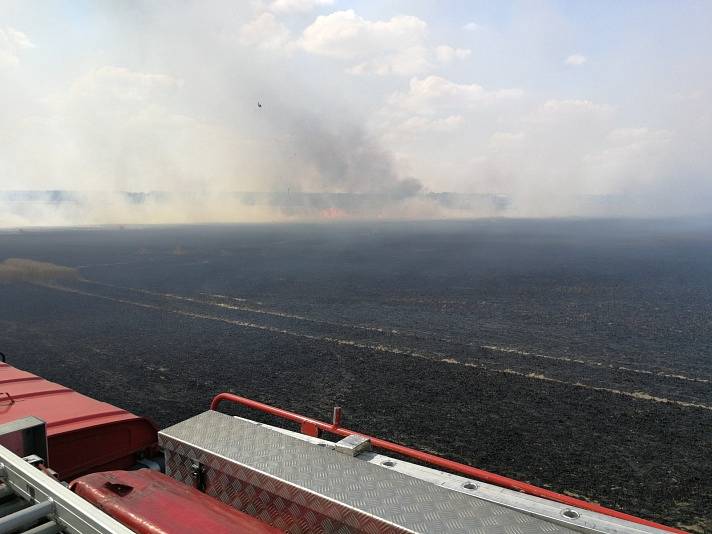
[285,112,421,195]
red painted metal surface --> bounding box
[71,469,282,534]
[211,392,685,534]
[0,363,157,480]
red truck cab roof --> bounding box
[0,362,157,479]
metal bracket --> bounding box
[22,454,44,468]
[0,417,48,465]
[335,434,371,457]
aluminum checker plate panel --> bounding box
[159,411,572,534]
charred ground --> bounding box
[0,219,710,532]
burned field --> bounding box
[0,219,711,531]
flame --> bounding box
[320,207,348,219]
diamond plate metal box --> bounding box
[159,411,572,534]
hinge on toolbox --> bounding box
[190,461,205,492]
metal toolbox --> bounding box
[159,410,570,534]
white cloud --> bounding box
[346,45,432,76]
[300,10,466,76]
[564,53,587,66]
[0,27,34,67]
[435,45,471,63]
[268,0,334,14]
[374,76,522,148]
[240,9,470,75]
[300,10,427,58]
[388,76,523,115]
[240,12,292,51]
[462,22,480,32]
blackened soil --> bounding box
[0,219,711,532]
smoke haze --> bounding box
[0,258,78,282]
[1,1,711,226]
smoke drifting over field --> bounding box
[1,1,711,225]
[0,258,78,283]
[0,2,433,226]
[0,190,516,228]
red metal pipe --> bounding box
[210,392,684,533]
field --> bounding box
[0,219,710,531]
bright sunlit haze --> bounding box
[1,1,710,224]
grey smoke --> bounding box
[286,113,422,196]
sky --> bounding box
[1,0,711,223]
